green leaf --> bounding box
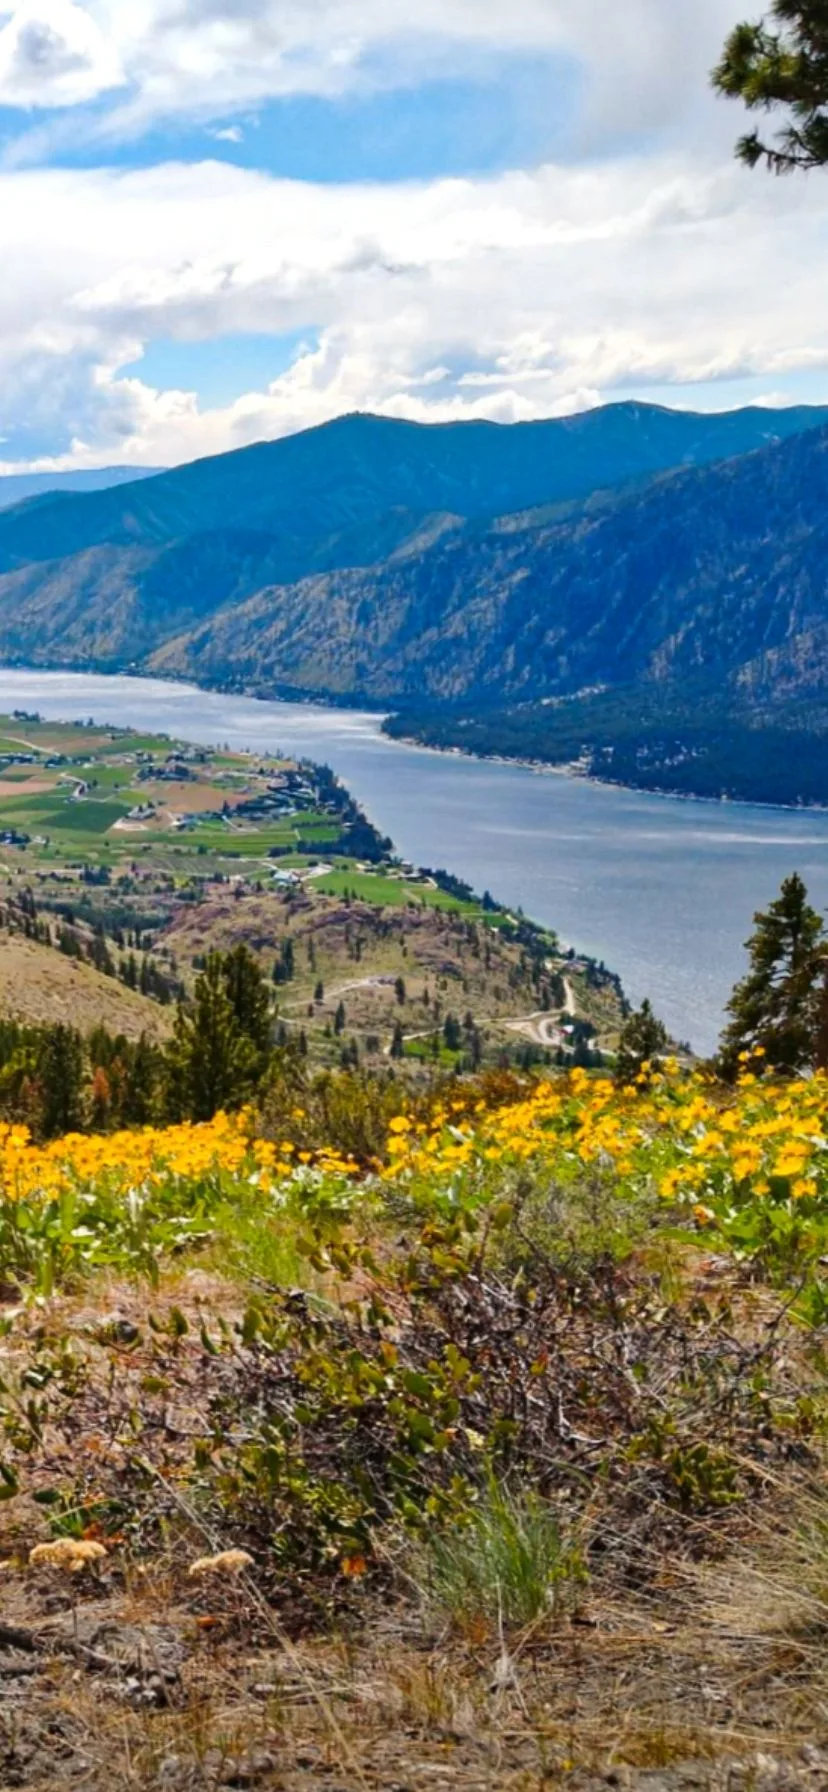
[401,1369,433,1401]
[241,1304,262,1347]
[0,1461,19,1499]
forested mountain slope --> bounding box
[3,405,828,801]
[0,403,825,674]
[148,422,828,709]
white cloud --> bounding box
[0,0,749,147]
[0,0,122,107]
[0,147,826,471]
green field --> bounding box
[0,715,376,888]
[0,736,40,755]
[42,800,134,834]
[95,732,177,756]
[0,791,133,834]
[314,868,483,915]
[85,764,134,790]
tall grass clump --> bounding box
[409,1479,585,1637]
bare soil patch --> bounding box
[0,777,55,796]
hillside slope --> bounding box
[0,466,163,512]
[150,423,828,709]
[0,931,171,1038]
[0,404,825,673]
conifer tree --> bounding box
[166,954,258,1121]
[38,1024,85,1137]
[90,1065,111,1131]
[720,873,826,1075]
[272,939,295,985]
[616,1000,669,1085]
[221,943,272,1057]
[122,1034,159,1126]
[713,2,828,170]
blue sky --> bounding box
[0,48,585,181]
[0,0,826,470]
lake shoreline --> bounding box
[146,665,828,821]
[160,667,828,820]
[0,664,826,1054]
[1,656,822,818]
[379,720,828,819]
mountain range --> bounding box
[1,402,828,802]
[0,466,164,512]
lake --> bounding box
[1,666,827,1055]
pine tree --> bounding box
[390,1020,405,1060]
[89,927,115,977]
[334,1001,346,1036]
[166,954,258,1122]
[720,873,826,1075]
[272,939,295,985]
[713,2,828,170]
[616,1000,669,1086]
[221,943,272,1056]
[38,1025,85,1138]
[122,1033,159,1126]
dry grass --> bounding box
[3,1565,828,1789]
[0,1250,826,1790]
[137,782,252,816]
[0,930,172,1039]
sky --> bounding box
[0,0,826,471]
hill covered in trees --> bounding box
[0,466,164,512]
[149,419,828,718]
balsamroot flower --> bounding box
[188,1549,254,1579]
[0,1110,344,1211]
